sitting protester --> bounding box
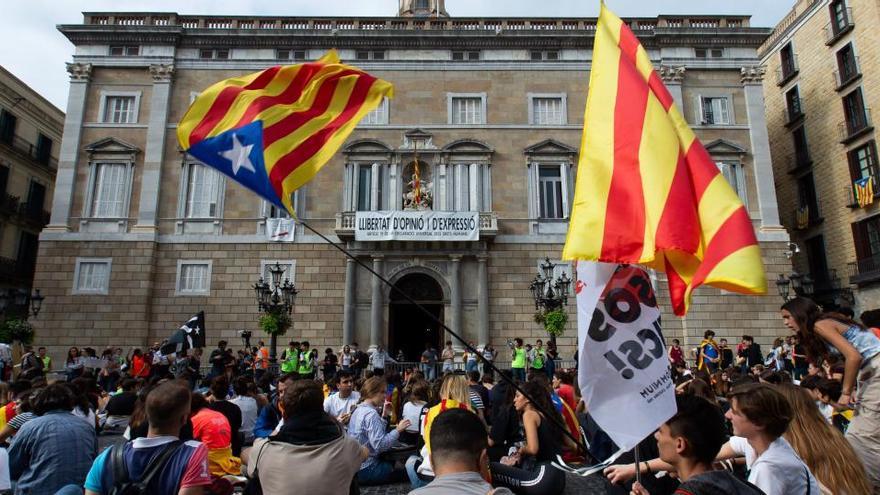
[99,378,138,431]
[411,408,513,495]
[347,376,412,485]
[84,380,211,494]
[247,379,367,494]
[253,374,295,438]
[190,392,241,477]
[229,376,258,445]
[206,376,242,456]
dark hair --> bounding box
[146,381,191,431]
[408,380,430,403]
[301,341,310,347]
[210,376,229,400]
[816,379,842,402]
[518,380,564,445]
[554,370,574,385]
[703,330,715,339]
[190,392,209,413]
[514,338,523,346]
[759,370,783,385]
[119,378,138,392]
[672,339,680,344]
[429,409,488,467]
[467,371,480,383]
[742,335,754,343]
[781,297,863,363]
[799,374,821,391]
[728,383,792,438]
[666,395,727,464]
[32,383,75,415]
[232,376,250,396]
[860,309,880,328]
[281,380,324,419]
[335,370,354,383]
[218,340,227,346]
[685,378,718,406]
[838,307,855,319]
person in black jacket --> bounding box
[207,375,242,455]
[737,335,763,374]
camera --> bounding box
[506,339,515,349]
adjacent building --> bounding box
[33,0,792,363]
[761,0,880,312]
[0,66,63,319]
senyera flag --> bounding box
[177,50,393,215]
[562,3,766,316]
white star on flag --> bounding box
[220,134,255,175]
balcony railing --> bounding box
[833,56,861,89]
[0,194,49,227]
[776,56,799,86]
[845,175,878,208]
[824,7,854,45]
[850,252,880,285]
[334,211,498,240]
[838,108,873,143]
[0,135,57,171]
[784,97,804,124]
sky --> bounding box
[0,0,795,112]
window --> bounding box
[449,94,486,125]
[361,97,389,125]
[805,236,830,289]
[73,258,111,295]
[176,261,212,296]
[797,172,820,223]
[451,50,480,61]
[836,43,860,87]
[530,95,566,125]
[26,181,46,217]
[88,163,129,218]
[538,166,565,219]
[785,87,803,123]
[109,46,139,56]
[849,140,878,182]
[35,134,52,166]
[829,0,851,36]
[99,92,139,124]
[853,216,880,273]
[716,162,748,207]
[699,97,730,125]
[0,165,8,194]
[276,49,306,60]
[778,43,798,84]
[184,163,223,218]
[199,49,229,59]
[843,87,870,135]
[0,109,16,144]
[356,50,385,60]
[446,163,491,212]
[793,126,811,167]
[259,260,296,284]
[344,162,388,212]
[695,48,724,58]
[530,50,559,61]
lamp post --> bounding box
[529,258,571,346]
[775,271,814,301]
[253,263,298,366]
[0,288,43,319]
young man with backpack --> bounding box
[84,380,212,495]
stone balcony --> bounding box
[334,210,497,241]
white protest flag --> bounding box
[576,262,677,452]
[266,217,295,242]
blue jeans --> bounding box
[421,363,435,381]
[512,367,526,382]
[358,460,398,485]
[405,455,432,489]
[466,360,479,374]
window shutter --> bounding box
[694,95,704,125]
[719,98,730,125]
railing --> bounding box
[776,55,799,86]
[844,176,878,208]
[0,193,19,216]
[0,135,57,170]
[850,252,880,284]
[785,97,804,124]
[824,7,854,45]
[838,108,873,142]
[833,56,861,89]
[0,194,48,226]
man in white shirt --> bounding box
[323,370,360,427]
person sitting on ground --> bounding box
[814,378,853,433]
[99,377,138,431]
[84,380,211,494]
[206,376,243,456]
[0,391,34,445]
[323,370,361,429]
[606,382,819,495]
[629,394,763,495]
[229,376,258,445]
[246,379,367,495]
[400,379,429,445]
[253,373,295,438]
[411,409,514,495]
[487,378,521,463]
[346,376,412,485]
[190,392,241,477]
[8,383,97,495]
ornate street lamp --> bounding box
[776,273,791,301]
[253,263,298,365]
[530,258,571,345]
[0,288,44,318]
[776,271,814,301]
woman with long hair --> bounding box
[65,346,83,382]
[776,383,871,495]
[489,380,567,495]
[488,377,521,462]
[781,296,880,490]
[347,376,411,485]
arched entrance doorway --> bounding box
[389,273,443,362]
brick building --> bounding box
[0,66,63,318]
[761,0,880,312]
[34,0,792,364]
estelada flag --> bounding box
[563,3,766,316]
[177,50,393,215]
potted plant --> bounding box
[533,307,568,345]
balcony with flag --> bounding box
[847,176,877,209]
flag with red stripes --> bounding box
[177,50,393,215]
[562,4,766,316]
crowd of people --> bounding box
[0,295,875,494]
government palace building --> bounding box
[32,0,793,363]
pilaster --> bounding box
[741,66,783,229]
[370,256,384,351]
[659,65,686,110]
[343,257,357,346]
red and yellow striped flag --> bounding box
[177,50,393,214]
[562,4,766,316]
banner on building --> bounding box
[266,218,296,242]
[355,211,479,242]
[576,262,677,452]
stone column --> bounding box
[741,66,783,229]
[369,256,384,351]
[46,63,92,232]
[477,254,490,347]
[133,64,174,233]
[659,65,686,110]
[343,258,357,346]
[449,255,462,346]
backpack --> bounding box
[109,440,182,495]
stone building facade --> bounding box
[0,66,63,316]
[34,1,792,364]
[761,0,880,312]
